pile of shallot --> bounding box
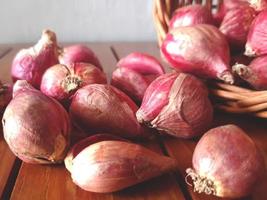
[0,1,266,196]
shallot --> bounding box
[3,80,71,164]
[169,5,213,29]
[70,84,151,139]
[65,134,128,172]
[245,9,267,57]
[186,124,265,198]
[233,55,267,89]
[65,137,178,193]
[219,3,256,50]
[161,24,234,84]
[40,62,107,101]
[111,52,165,103]
[59,45,102,70]
[11,29,59,88]
[136,72,213,139]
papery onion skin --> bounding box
[233,56,267,89]
[161,24,234,84]
[187,124,265,198]
[65,134,128,172]
[213,0,249,26]
[70,84,151,139]
[3,80,71,164]
[68,140,178,193]
[59,45,102,70]
[169,5,213,29]
[219,4,256,50]
[40,62,107,101]
[11,30,59,88]
[245,10,267,57]
[136,72,213,139]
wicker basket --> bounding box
[153,0,267,118]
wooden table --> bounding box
[0,42,266,200]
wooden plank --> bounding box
[10,43,184,200]
[0,47,11,60]
[113,42,186,200]
[0,46,21,199]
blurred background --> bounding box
[0,0,156,43]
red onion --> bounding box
[117,52,165,75]
[136,72,213,139]
[11,30,59,88]
[186,124,265,198]
[65,137,178,193]
[233,55,267,89]
[40,62,107,102]
[219,3,256,50]
[65,134,128,172]
[245,10,267,57]
[59,45,102,70]
[213,0,248,26]
[0,82,12,113]
[3,80,71,164]
[161,24,234,84]
[169,5,213,29]
[70,84,151,139]
[111,52,165,103]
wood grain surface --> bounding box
[0,43,266,200]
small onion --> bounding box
[136,72,213,139]
[186,124,265,198]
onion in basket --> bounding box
[161,24,234,84]
[245,9,267,57]
[233,55,267,90]
[219,3,256,51]
[169,4,213,29]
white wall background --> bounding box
[0,0,156,43]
